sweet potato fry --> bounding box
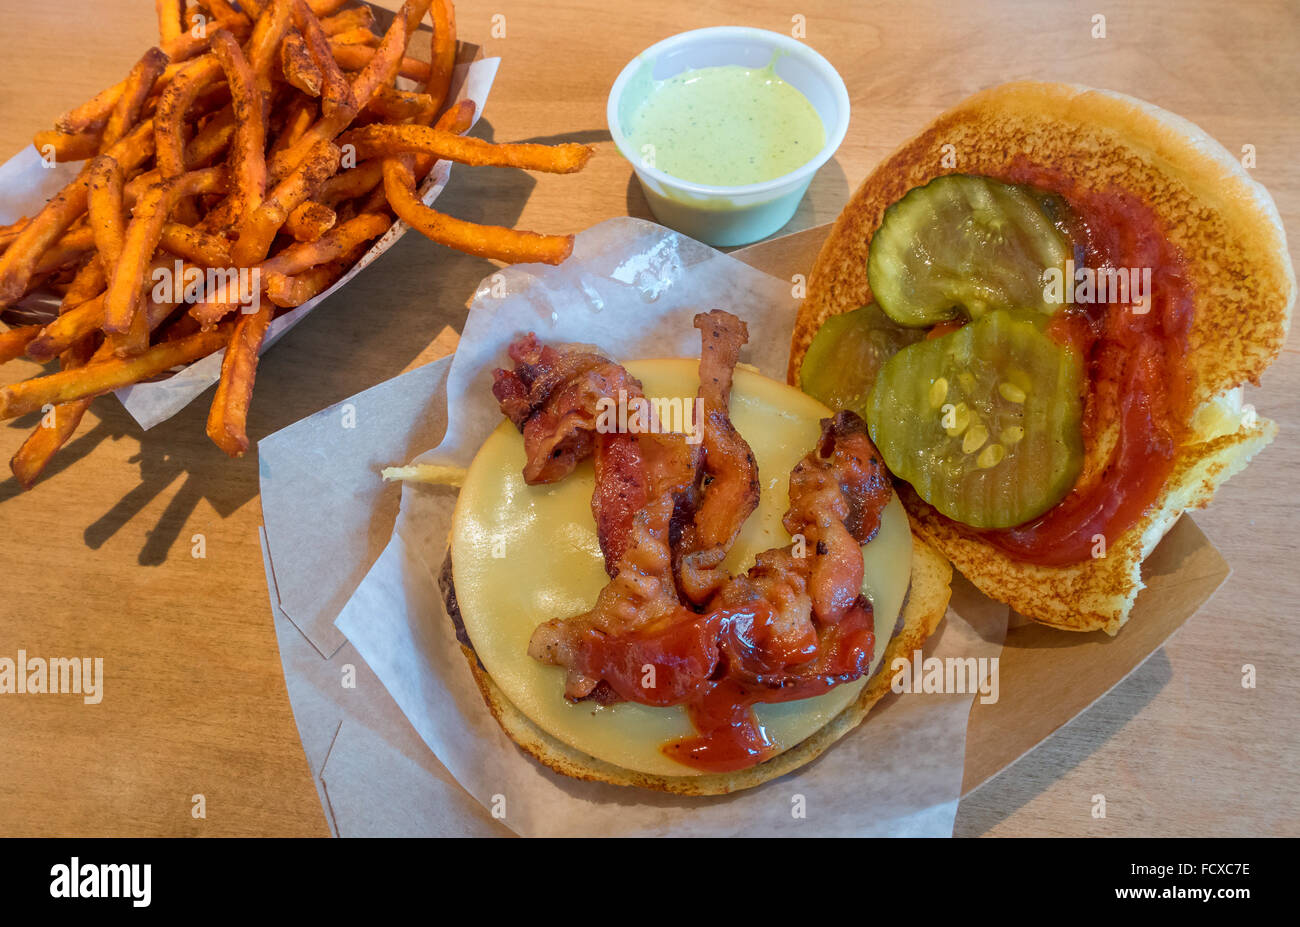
[264,262,338,306]
[59,256,107,311]
[330,27,379,47]
[155,55,224,177]
[5,0,590,482]
[307,0,350,15]
[427,0,456,112]
[210,30,267,226]
[198,0,247,25]
[9,360,93,483]
[0,173,93,306]
[86,156,127,267]
[77,156,127,353]
[268,97,317,160]
[24,294,105,362]
[281,28,322,96]
[232,139,340,265]
[0,218,32,253]
[206,306,273,456]
[10,317,100,486]
[163,31,224,70]
[435,98,475,134]
[339,124,593,173]
[0,324,232,420]
[56,84,125,136]
[293,0,355,119]
[269,240,366,302]
[102,47,170,151]
[103,166,225,335]
[262,210,390,277]
[104,116,160,173]
[403,0,434,32]
[33,129,101,163]
[347,4,414,110]
[155,0,184,44]
[412,98,475,181]
[32,228,97,275]
[31,227,97,275]
[318,159,383,205]
[381,157,573,265]
[328,43,430,84]
[10,400,86,487]
[320,5,374,35]
[0,324,41,365]
[283,200,336,241]
[159,223,234,266]
[245,0,294,88]
[20,248,117,474]
[185,104,239,169]
[364,87,438,123]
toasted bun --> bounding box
[448,534,952,795]
[790,81,1294,634]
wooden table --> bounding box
[1,0,1296,837]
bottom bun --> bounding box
[441,534,953,796]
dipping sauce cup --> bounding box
[608,26,850,247]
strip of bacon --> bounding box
[490,333,643,484]
[529,431,701,700]
[782,411,892,623]
[704,412,889,679]
[675,310,760,605]
[590,432,646,574]
[492,331,704,575]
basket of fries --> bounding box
[0,0,592,485]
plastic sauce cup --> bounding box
[607,26,850,248]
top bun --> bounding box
[790,81,1294,633]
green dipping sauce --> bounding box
[626,64,825,186]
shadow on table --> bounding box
[0,117,566,563]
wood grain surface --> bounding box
[0,0,1296,837]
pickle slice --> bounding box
[799,304,925,419]
[867,174,1071,327]
[866,309,1084,529]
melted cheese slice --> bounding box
[452,359,913,778]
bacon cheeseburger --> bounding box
[442,311,952,793]
[791,81,1294,634]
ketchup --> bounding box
[669,601,875,772]
[981,162,1195,566]
[573,598,877,773]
